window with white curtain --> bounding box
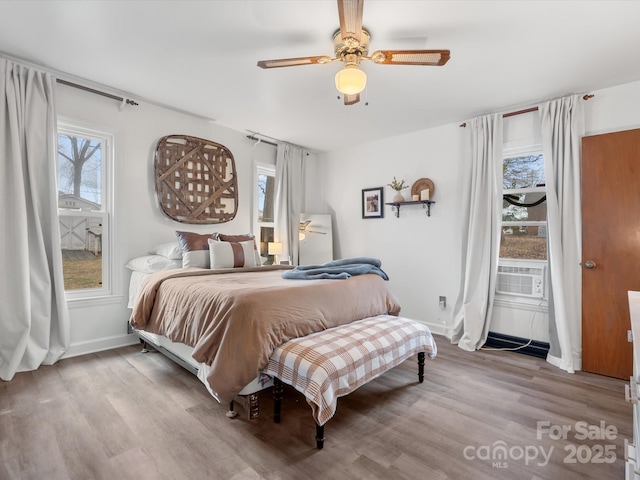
[255,164,276,265]
[498,142,548,301]
[57,119,113,297]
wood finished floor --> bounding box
[0,336,631,480]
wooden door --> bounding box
[582,128,640,379]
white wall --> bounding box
[319,123,465,335]
[57,84,277,357]
[318,79,640,340]
[60,77,640,355]
[585,81,640,135]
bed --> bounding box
[127,241,401,417]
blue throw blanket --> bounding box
[282,257,389,280]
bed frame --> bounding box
[126,265,403,423]
[128,323,269,419]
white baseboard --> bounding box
[63,333,139,359]
[423,320,447,337]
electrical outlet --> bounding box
[439,296,446,309]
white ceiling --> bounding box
[1,0,640,153]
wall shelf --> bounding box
[385,200,436,218]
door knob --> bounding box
[584,261,596,269]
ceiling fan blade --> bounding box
[338,0,364,41]
[370,49,451,66]
[257,56,331,69]
[344,93,360,105]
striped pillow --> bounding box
[215,232,257,250]
[207,239,258,269]
[176,231,217,268]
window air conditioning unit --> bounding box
[496,262,545,298]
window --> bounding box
[57,121,113,296]
[501,146,547,260]
[255,165,276,265]
[498,144,548,300]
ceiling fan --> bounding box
[300,220,327,235]
[257,0,450,105]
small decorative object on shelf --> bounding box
[385,176,436,217]
[411,178,435,201]
[387,176,409,203]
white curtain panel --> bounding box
[274,143,306,265]
[539,95,584,373]
[0,60,70,381]
[450,114,503,351]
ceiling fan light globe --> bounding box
[334,66,367,95]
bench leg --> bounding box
[226,401,238,418]
[418,352,425,383]
[315,423,325,449]
[273,377,283,423]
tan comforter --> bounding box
[130,266,401,403]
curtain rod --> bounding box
[459,94,595,127]
[246,133,311,155]
[3,51,211,121]
[246,134,277,148]
[56,79,139,107]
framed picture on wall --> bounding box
[362,187,384,219]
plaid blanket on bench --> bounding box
[264,314,437,425]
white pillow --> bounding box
[125,255,182,273]
[208,239,258,269]
[149,241,183,260]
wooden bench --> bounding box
[263,314,437,449]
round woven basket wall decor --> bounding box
[154,135,238,224]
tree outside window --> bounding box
[58,135,102,204]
